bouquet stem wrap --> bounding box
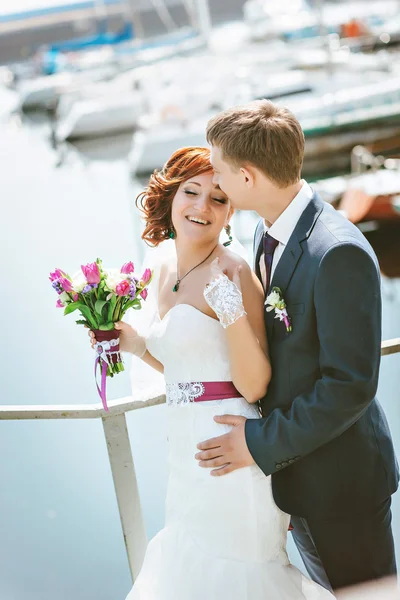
[93,329,124,411]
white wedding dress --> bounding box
[126,302,334,600]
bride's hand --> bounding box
[208,256,243,291]
[204,258,246,328]
[88,322,146,357]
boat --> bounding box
[56,41,244,141]
[128,71,400,178]
[243,0,319,42]
[242,0,400,43]
[314,165,400,223]
[313,145,400,276]
[56,91,145,141]
[16,64,118,111]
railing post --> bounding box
[102,413,147,582]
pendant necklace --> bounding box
[173,244,218,292]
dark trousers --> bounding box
[290,498,397,592]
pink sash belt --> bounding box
[193,381,242,402]
[165,381,242,405]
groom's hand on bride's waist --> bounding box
[195,415,255,476]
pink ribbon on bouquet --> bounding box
[94,336,121,411]
[94,355,109,411]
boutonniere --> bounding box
[265,287,292,333]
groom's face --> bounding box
[210,146,248,209]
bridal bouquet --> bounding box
[50,259,152,410]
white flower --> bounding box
[71,271,87,293]
[265,289,281,308]
[105,268,125,291]
[59,292,70,303]
[265,288,292,333]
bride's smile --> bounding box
[171,172,232,246]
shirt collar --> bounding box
[264,181,313,246]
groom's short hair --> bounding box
[206,100,304,188]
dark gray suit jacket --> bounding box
[245,191,399,519]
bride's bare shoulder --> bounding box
[218,248,250,275]
[218,247,246,265]
[218,249,263,293]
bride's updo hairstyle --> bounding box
[136,146,213,246]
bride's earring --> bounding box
[168,225,176,239]
[223,224,233,247]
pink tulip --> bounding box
[73,293,79,302]
[56,299,65,308]
[140,288,148,301]
[60,277,73,292]
[116,280,130,297]
[49,268,66,282]
[81,262,101,285]
[141,268,152,285]
[121,262,134,274]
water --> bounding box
[0,119,399,600]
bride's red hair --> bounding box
[136,146,213,246]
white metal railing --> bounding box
[1,338,400,582]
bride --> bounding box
[91,147,334,599]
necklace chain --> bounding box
[173,244,218,292]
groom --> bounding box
[195,100,399,591]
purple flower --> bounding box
[141,268,152,285]
[52,280,63,295]
[81,262,101,285]
[129,281,137,299]
[140,288,148,301]
[121,262,135,274]
[82,285,92,294]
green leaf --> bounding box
[64,302,98,328]
[95,299,108,316]
[80,305,98,329]
[120,299,141,316]
[75,319,90,326]
[107,295,117,321]
[130,299,142,310]
[113,297,122,321]
[71,302,98,329]
[99,322,115,331]
[64,301,81,316]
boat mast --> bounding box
[94,0,107,31]
[314,0,333,74]
[192,0,212,46]
[147,0,178,32]
[124,0,145,39]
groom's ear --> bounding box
[240,165,256,188]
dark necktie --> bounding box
[263,232,279,292]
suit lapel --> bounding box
[265,236,302,343]
[268,235,303,297]
[269,192,324,296]
[265,193,324,341]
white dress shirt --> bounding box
[260,181,313,291]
